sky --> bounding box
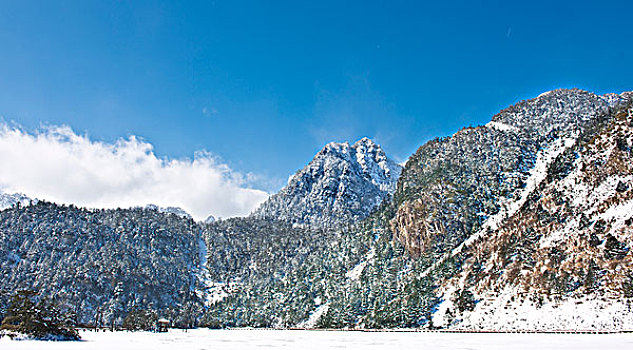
[0,0,632,219]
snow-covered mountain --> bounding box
[392,88,615,257]
[252,137,402,229]
[0,192,35,211]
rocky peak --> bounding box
[252,137,402,230]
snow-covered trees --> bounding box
[0,290,79,340]
[0,202,202,327]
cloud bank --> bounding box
[0,123,269,220]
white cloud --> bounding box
[0,123,269,220]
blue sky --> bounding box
[1,0,632,193]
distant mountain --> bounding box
[0,192,35,211]
[252,137,401,230]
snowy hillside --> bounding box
[429,92,633,330]
[252,137,401,229]
[355,89,633,330]
[392,88,615,258]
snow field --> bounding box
[457,286,633,331]
[2,329,633,350]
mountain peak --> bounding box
[353,136,376,148]
[252,137,402,229]
[320,140,351,155]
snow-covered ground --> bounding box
[2,329,633,350]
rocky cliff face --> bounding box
[252,137,401,230]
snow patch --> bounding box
[345,249,375,280]
[431,286,457,328]
[456,286,633,331]
[485,121,519,133]
[195,235,228,305]
[297,303,330,329]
